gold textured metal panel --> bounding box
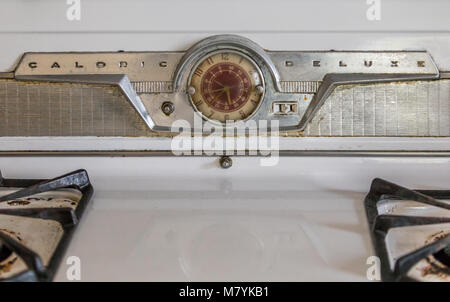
[1,79,450,138]
[305,80,450,136]
[0,80,153,137]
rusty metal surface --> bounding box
[364,178,450,282]
[0,169,93,281]
[0,215,64,279]
[0,188,81,210]
[406,229,450,282]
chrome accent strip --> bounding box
[0,72,14,79]
[173,34,282,91]
[131,81,173,93]
[0,151,450,157]
[0,136,448,151]
[279,81,321,93]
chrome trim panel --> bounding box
[0,34,449,158]
[8,35,443,133]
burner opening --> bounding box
[0,240,13,262]
[433,245,450,267]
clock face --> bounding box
[188,50,264,124]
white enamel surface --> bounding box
[1,0,450,72]
[0,156,449,281]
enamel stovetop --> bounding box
[0,156,449,281]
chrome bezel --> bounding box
[187,49,266,126]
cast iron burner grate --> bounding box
[364,178,450,281]
[0,170,93,282]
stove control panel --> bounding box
[1,34,447,137]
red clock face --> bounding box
[188,51,264,123]
[200,62,252,113]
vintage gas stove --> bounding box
[0,31,449,282]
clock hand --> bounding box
[210,90,225,104]
[205,87,226,93]
[225,87,232,105]
[214,80,225,87]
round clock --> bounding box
[187,50,265,124]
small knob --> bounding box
[219,156,233,169]
[161,102,175,116]
[255,85,264,94]
[187,86,196,95]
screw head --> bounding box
[255,85,264,94]
[161,102,175,116]
[219,156,233,169]
[187,86,196,95]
